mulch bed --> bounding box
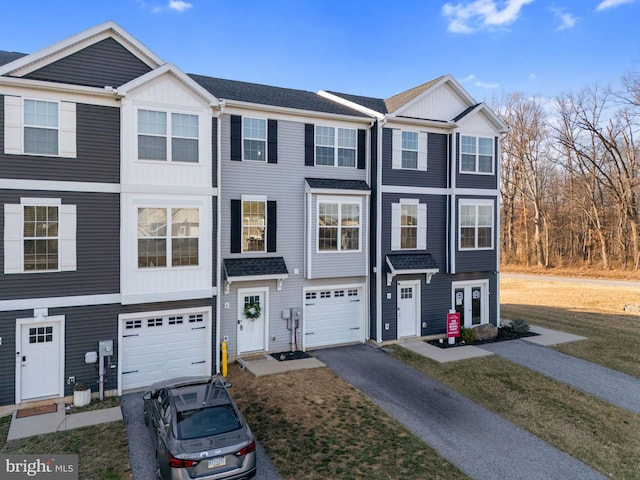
[427,327,538,349]
[270,351,312,361]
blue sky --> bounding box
[1,0,638,102]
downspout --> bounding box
[365,119,375,342]
[376,117,387,343]
[450,131,457,276]
[215,101,225,374]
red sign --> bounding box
[447,312,461,338]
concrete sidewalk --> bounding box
[7,403,123,441]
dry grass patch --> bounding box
[501,278,640,378]
[227,365,468,480]
[389,347,640,480]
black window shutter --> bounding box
[231,115,242,161]
[357,129,366,169]
[304,124,315,166]
[267,201,277,252]
[230,199,242,253]
[268,119,278,164]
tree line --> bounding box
[495,73,640,270]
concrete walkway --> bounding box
[314,344,607,480]
[479,339,640,415]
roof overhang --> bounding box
[304,178,371,196]
[386,254,439,286]
[223,257,289,294]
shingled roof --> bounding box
[0,50,27,67]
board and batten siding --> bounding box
[0,98,120,183]
[23,37,153,88]
[0,190,120,301]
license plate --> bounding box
[208,457,226,468]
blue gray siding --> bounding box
[0,98,120,183]
[23,38,152,88]
[454,196,498,272]
[455,133,499,190]
[0,190,120,300]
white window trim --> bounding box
[4,198,76,274]
[391,199,427,251]
[136,107,200,164]
[242,116,267,162]
[460,134,494,175]
[136,206,201,269]
[316,196,362,253]
[241,196,267,254]
[315,125,357,168]
[392,129,427,171]
[3,96,76,158]
[458,199,494,251]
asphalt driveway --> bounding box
[121,392,282,480]
[314,344,607,480]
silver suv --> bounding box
[143,376,257,480]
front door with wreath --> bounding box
[237,289,266,354]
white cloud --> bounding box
[462,74,477,82]
[596,0,635,11]
[149,0,193,13]
[442,0,535,33]
[550,7,578,30]
[461,73,499,89]
[529,73,537,80]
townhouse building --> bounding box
[0,21,505,408]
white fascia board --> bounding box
[0,294,121,312]
[0,76,120,105]
[222,100,373,125]
[0,178,120,194]
[120,184,217,196]
[121,288,216,305]
[0,21,163,77]
[317,90,384,120]
[226,273,289,283]
[117,63,221,107]
[305,188,371,196]
[385,116,457,130]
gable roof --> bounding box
[0,51,26,67]
[0,20,162,78]
[189,74,370,117]
[384,76,446,114]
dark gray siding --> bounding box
[455,134,499,190]
[24,38,152,88]
[212,196,217,287]
[0,99,120,183]
[381,128,448,188]
[0,190,120,300]
[0,309,27,404]
[454,196,498,272]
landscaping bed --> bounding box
[428,320,537,348]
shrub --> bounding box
[460,326,475,345]
[509,318,530,336]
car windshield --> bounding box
[177,404,242,440]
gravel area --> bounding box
[121,392,281,480]
[314,344,607,480]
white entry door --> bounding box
[237,288,267,354]
[397,281,420,338]
[19,319,63,401]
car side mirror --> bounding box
[143,393,151,401]
[223,381,232,388]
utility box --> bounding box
[291,308,302,325]
[98,340,113,357]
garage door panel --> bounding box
[121,311,208,391]
[305,288,363,348]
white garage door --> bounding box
[304,287,363,348]
[121,311,209,391]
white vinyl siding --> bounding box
[391,200,427,250]
[3,96,76,158]
[392,129,427,170]
[3,200,76,274]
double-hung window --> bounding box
[242,200,266,252]
[138,109,199,162]
[24,99,58,155]
[243,117,266,161]
[391,200,427,250]
[459,200,494,250]
[392,129,427,170]
[318,199,360,252]
[461,135,493,173]
[138,207,199,268]
[401,131,418,169]
[315,126,357,167]
[23,205,59,271]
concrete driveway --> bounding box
[314,344,606,480]
[121,392,282,480]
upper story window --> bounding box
[315,126,357,167]
[243,117,266,161]
[459,200,494,250]
[24,100,58,155]
[243,200,266,252]
[391,200,427,250]
[138,109,199,163]
[317,199,361,252]
[137,207,199,268]
[3,198,77,274]
[461,135,493,174]
[392,129,427,170]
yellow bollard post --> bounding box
[221,340,228,378]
